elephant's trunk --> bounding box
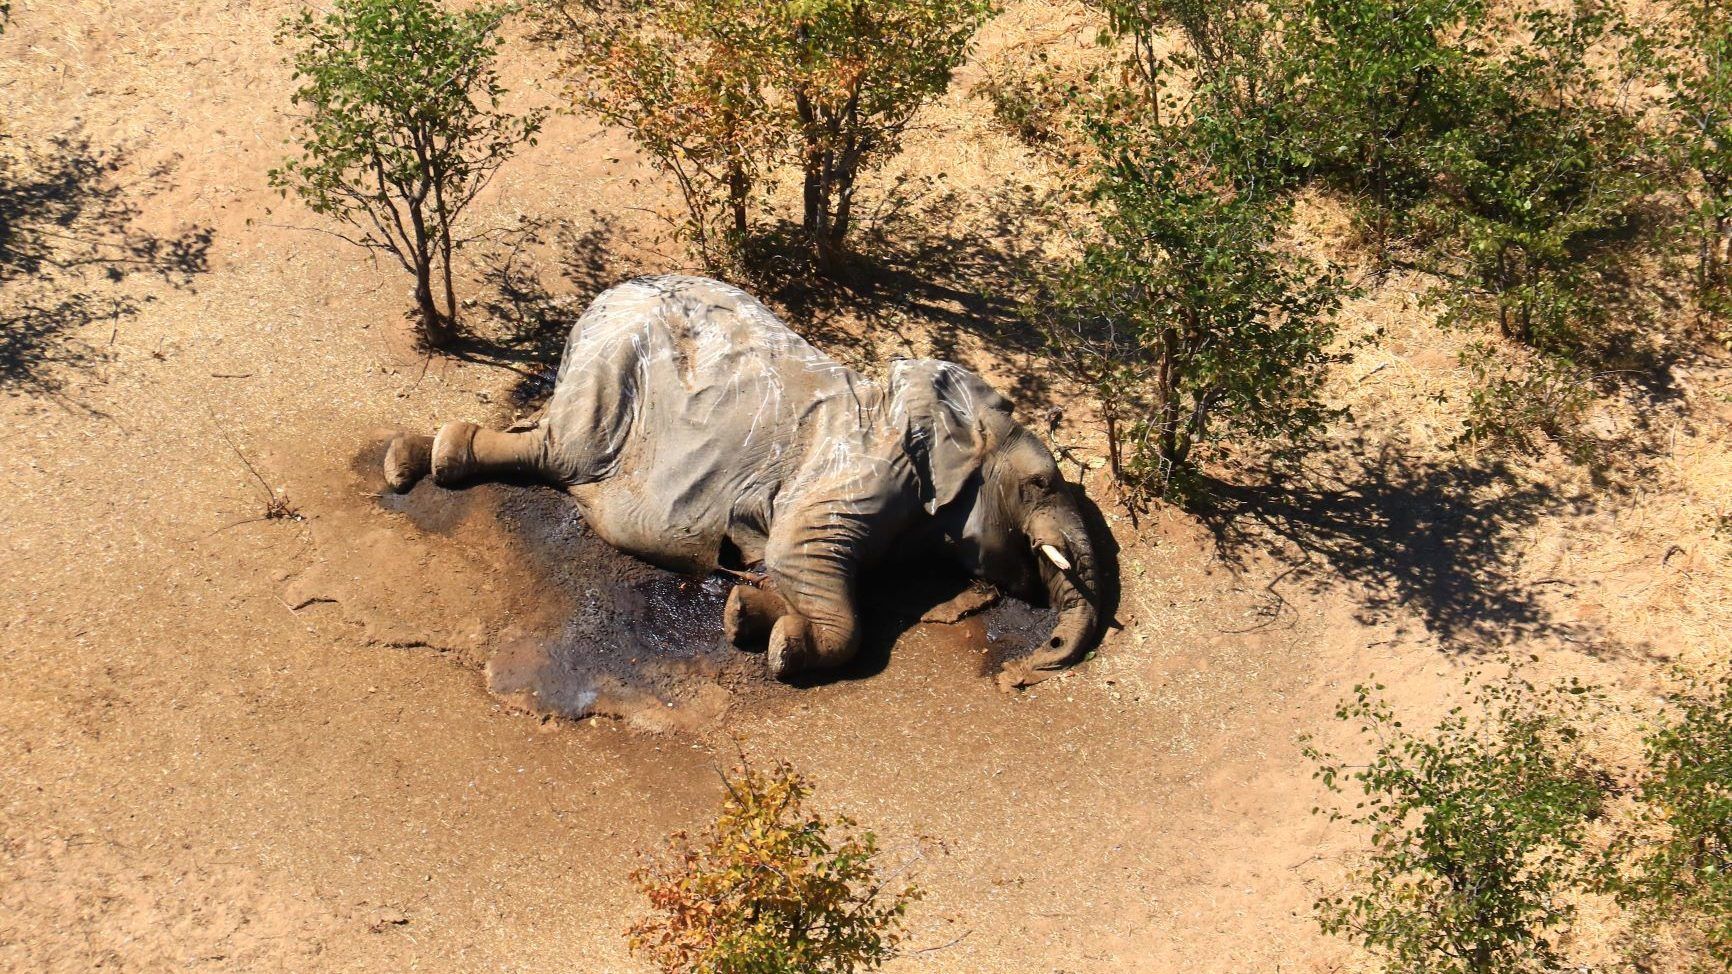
[1001,507,1101,689]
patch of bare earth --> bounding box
[3,1,1729,972]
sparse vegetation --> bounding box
[1637,0,1732,348]
[537,0,993,270]
[1032,0,1344,500]
[270,0,543,346]
[1455,343,1600,467]
[1304,676,1607,974]
[628,760,920,974]
[1609,671,1732,967]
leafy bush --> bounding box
[1092,0,1302,190]
[1455,342,1600,465]
[1611,672,1732,966]
[1031,0,1343,501]
[1303,676,1607,974]
[541,0,993,270]
[628,760,920,974]
[973,56,1073,149]
[270,0,543,346]
[1636,0,1732,348]
[1409,4,1654,360]
[1282,0,1484,241]
[1038,135,1344,499]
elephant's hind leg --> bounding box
[384,434,435,493]
[430,421,559,487]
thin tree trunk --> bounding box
[729,161,749,242]
[1157,324,1181,486]
[406,200,448,347]
[794,63,823,241]
[439,232,457,335]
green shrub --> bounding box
[1032,0,1343,501]
[1637,0,1732,348]
[1282,0,1485,241]
[1304,676,1607,974]
[973,56,1072,149]
[1092,0,1303,190]
[628,760,920,974]
[1611,672,1732,966]
[1455,342,1600,465]
[1038,132,1344,499]
[540,0,994,270]
[270,0,543,346]
[1409,4,1654,360]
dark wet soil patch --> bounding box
[366,447,1062,726]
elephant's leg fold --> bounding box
[431,421,558,487]
[724,584,789,649]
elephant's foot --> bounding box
[766,615,814,682]
[383,433,434,493]
[723,584,788,650]
[430,421,480,486]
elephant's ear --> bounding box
[893,360,1013,514]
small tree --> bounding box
[271,0,543,346]
[779,0,994,268]
[540,0,782,263]
[1611,672,1732,966]
[1025,0,1342,503]
[1304,676,1607,974]
[541,0,993,270]
[1283,0,1487,242]
[1040,138,1343,499]
[1091,0,1302,190]
[629,760,920,974]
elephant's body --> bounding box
[386,276,1101,686]
[540,276,930,575]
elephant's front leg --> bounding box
[761,511,865,682]
[723,583,789,649]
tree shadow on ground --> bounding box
[457,214,643,409]
[456,183,1070,413]
[0,133,212,401]
[746,182,1067,404]
[1189,439,1623,656]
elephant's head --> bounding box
[895,361,1105,687]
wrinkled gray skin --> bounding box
[384,276,1101,687]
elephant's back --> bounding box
[546,276,880,568]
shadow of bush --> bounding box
[1190,441,1630,656]
[0,132,212,400]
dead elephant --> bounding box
[385,275,1105,687]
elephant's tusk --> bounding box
[1039,543,1071,572]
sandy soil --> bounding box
[3,1,1730,972]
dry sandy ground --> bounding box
[3,1,1730,972]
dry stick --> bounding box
[200,405,298,530]
[909,929,972,955]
